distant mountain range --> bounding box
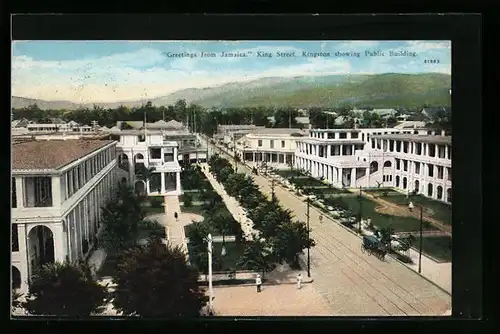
[12,73,451,110]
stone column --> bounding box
[52,223,66,263]
[146,180,151,194]
[176,171,181,194]
[16,224,29,293]
[15,176,24,208]
[51,176,62,208]
[445,145,449,159]
[340,145,343,156]
[161,172,166,193]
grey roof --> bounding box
[372,134,451,145]
[267,116,310,124]
[244,127,309,136]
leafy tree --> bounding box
[99,184,144,251]
[395,235,415,253]
[375,226,395,251]
[216,166,234,183]
[23,261,108,316]
[113,240,208,317]
[183,192,193,207]
[271,220,315,268]
[273,107,299,128]
[136,165,156,184]
[237,238,275,278]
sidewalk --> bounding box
[163,196,189,254]
[199,163,257,239]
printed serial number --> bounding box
[424,59,440,64]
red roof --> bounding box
[12,139,115,170]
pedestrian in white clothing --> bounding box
[255,274,262,293]
[296,273,302,290]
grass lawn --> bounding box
[413,235,452,263]
[380,194,452,225]
[341,196,438,233]
[308,186,350,195]
[290,176,326,188]
[276,169,303,178]
[213,242,247,271]
[363,188,401,196]
[180,204,206,216]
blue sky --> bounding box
[12,40,451,103]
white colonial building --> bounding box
[103,120,208,196]
[12,139,118,293]
[295,128,452,203]
[235,128,309,167]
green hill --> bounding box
[196,73,451,109]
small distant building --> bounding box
[421,107,448,118]
[371,109,397,118]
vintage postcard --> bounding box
[11,40,451,317]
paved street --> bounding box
[204,138,451,316]
[211,284,332,316]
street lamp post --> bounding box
[358,186,363,234]
[207,233,214,313]
[409,203,424,274]
[306,198,311,278]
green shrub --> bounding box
[183,193,193,207]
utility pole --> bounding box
[306,198,311,278]
[233,135,238,173]
[419,206,423,274]
[358,186,363,234]
[194,110,199,164]
[207,233,214,313]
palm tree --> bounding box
[236,238,275,279]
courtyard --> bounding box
[363,188,452,225]
[210,284,333,316]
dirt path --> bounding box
[351,190,452,235]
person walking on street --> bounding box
[296,273,302,290]
[255,274,262,293]
[174,212,178,221]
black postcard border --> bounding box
[6,13,487,333]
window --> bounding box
[396,141,401,152]
[24,177,53,207]
[270,140,274,149]
[12,225,19,251]
[138,135,145,142]
[12,178,16,208]
[281,140,285,148]
[396,159,401,170]
[415,162,421,174]
[339,132,347,139]
[403,142,409,153]
[258,140,263,147]
[447,167,452,181]
[351,132,358,139]
[428,164,434,177]
[327,133,335,139]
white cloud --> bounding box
[12,42,450,103]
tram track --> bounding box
[204,139,451,315]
